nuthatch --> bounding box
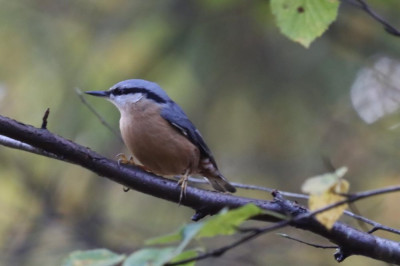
[85,79,236,201]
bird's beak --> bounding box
[85,90,110,97]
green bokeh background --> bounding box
[1,1,400,265]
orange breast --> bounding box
[119,99,200,176]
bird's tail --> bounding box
[200,157,236,193]
[207,174,236,193]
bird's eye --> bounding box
[112,88,122,95]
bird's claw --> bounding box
[116,153,152,173]
[177,171,189,205]
[116,153,135,165]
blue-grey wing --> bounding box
[160,102,218,166]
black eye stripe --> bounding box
[111,87,166,104]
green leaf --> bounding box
[270,0,339,48]
[170,249,199,266]
[62,249,125,266]
[144,223,203,264]
[143,204,262,264]
[146,222,204,246]
[123,247,175,266]
[145,230,183,245]
[197,204,263,238]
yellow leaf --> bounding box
[302,168,350,230]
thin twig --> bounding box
[342,0,400,36]
[76,88,123,142]
[347,203,369,232]
[0,135,61,160]
[277,233,337,249]
[344,210,400,235]
[232,182,308,199]
[177,176,308,199]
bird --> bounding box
[85,79,236,202]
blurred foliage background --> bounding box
[1,0,400,265]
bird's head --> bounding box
[85,79,170,109]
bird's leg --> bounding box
[178,169,190,204]
[116,153,135,165]
[115,154,133,192]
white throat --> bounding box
[109,93,144,109]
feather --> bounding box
[160,101,218,166]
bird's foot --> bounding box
[115,154,132,192]
[116,153,151,171]
[116,153,135,165]
[177,170,190,205]
[116,153,151,192]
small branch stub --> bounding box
[41,108,50,129]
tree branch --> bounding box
[0,115,282,219]
[1,114,400,264]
